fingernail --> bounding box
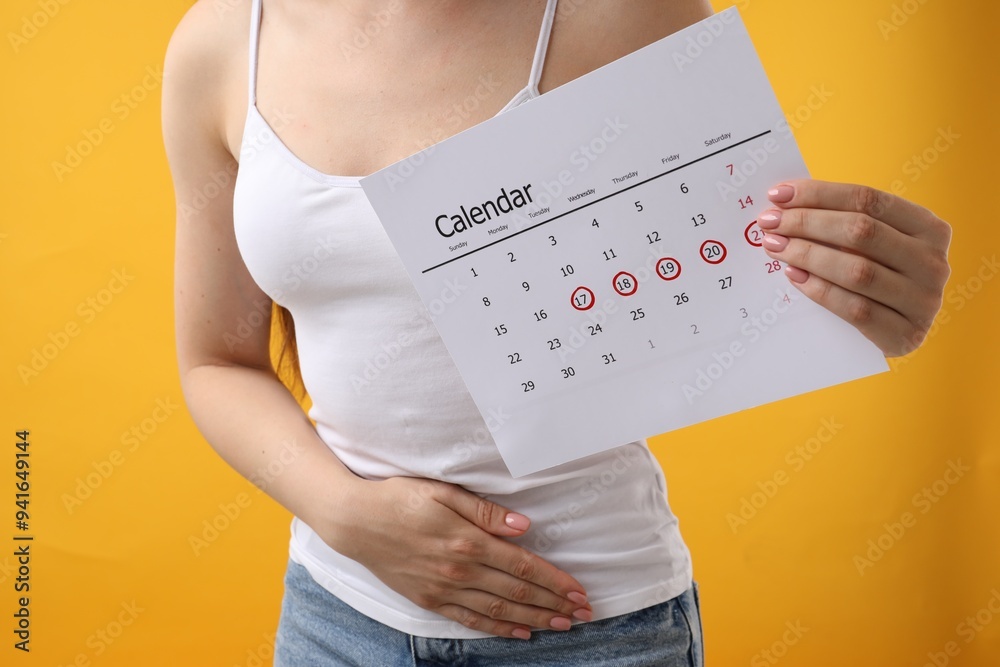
[512,628,531,640]
[768,185,794,203]
[785,266,809,283]
[549,617,572,631]
[505,513,530,531]
[761,234,789,252]
[572,608,593,622]
[757,209,782,229]
[566,591,587,605]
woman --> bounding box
[161,0,951,664]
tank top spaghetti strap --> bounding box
[246,0,559,133]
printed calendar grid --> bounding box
[432,130,800,413]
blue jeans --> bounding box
[274,559,704,666]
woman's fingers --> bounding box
[434,602,535,640]
[767,178,952,247]
[758,206,934,283]
[758,180,952,356]
[433,480,534,538]
[772,264,925,356]
[437,589,593,636]
[347,477,591,638]
[419,541,591,639]
[760,233,935,324]
[475,543,592,617]
[434,483,590,604]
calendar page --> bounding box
[360,8,889,477]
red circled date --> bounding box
[699,240,728,264]
[613,271,638,297]
[571,286,596,311]
[744,221,764,247]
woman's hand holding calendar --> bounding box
[757,180,952,358]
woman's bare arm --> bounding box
[162,0,352,536]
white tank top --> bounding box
[233,0,693,638]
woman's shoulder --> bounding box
[164,0,249,84]
[162,0,253,159]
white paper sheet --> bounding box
[360,8,889,477]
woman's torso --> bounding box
[219,0,710,639]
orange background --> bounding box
[3,0,998,665]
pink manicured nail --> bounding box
[762,234,789,252]
[567,591,588,605]
[757,209,782,229]
[549,617,572,631]
[785,266,809,283]
[512,628,531,640]
[768,185,795,203]
[505,513,530,531]
[572,608,593,622]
